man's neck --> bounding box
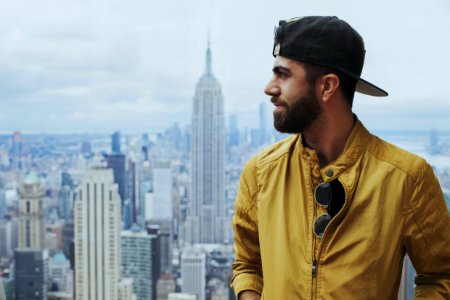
[303,112,356,168]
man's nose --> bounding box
[264,78,280,96]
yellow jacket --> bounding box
[231,121,450,299]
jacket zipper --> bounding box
[312,254,318,300]
[312,258,317,277]
[311,178,349,300]
[311,196,318,300]
[311,256,318,300]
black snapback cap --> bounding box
[273,16,388,97]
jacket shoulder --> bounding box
[256,134,300,166]
[240,135,299,195]
[367,135,428,178]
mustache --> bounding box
[271,96,287,105]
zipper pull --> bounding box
[312,258,317,277]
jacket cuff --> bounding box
[231,273,263,298]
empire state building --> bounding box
[187,40,226,244]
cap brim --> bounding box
[355,78,388,97]
[338,67,388,97]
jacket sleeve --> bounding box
[403,160,450,299]
[230,156,263,297]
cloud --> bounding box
[0,0,449,132]
[39,86,92,97]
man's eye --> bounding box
[272,68,289,79]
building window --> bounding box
[26,220,31,247]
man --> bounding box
[231,16,450,299]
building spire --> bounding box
[205,28,212,76]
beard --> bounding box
[272,85,322,134]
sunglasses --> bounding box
[313,180,344,238]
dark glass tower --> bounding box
[111,131,121,154]
[15,249,49,300]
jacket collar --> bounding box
[298,119,372,181]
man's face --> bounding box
[264,56,322,134]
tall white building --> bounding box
[18,173,45,249]
[74,167,122,300]
[188,40,226,244]
[181,248,206,300]
[152,161,173,220]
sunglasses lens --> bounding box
[314,214,332,238]
[315,182,332,206]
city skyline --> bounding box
[0,113,450,300]
[0,0,449,133]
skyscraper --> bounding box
[18,173,45,250]
[123,199,134,230]
[141,133,151,161]
[74,167,122,300]
[61,172,74,188]
[105,153,126,204]
[0,189,6,218]
[181,248,206,300]
[15,173,49,299]
[112,131,122,154]
[14,249,49,300]
[121,226,160,300]
[188,39,226,244]
[127,159,137,225]
[153,161,173,220]
[0,218,13,259]
[61,220,74,268]
[148,219,173,274]
[81,140,92,158]
[11,131,22,170]
[58,186,73,220]
[138,160,152,227]
[0,215,19,258]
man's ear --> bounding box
[317,74,340,104]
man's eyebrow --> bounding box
[272,65,291,75]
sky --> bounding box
[0,0,449,133]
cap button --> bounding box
[326,169,334,177]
